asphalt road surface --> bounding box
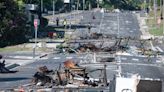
[0,53,164,89]
[0,10,164,91]
[76,11,141,39]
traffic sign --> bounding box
[64,0,70,3]
[34,19,38,28]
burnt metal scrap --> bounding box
[80,32,118,40]
[135,38,164,56]
[66,60,109,87]
[32,66,54,86]
[77,43,100,52]
[138,48,164,57]
[64,36,163,56]
[31,60,109,88]
[101,37,130,53]
[65,37,131,54]
[90,33,103,39]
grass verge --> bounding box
[0,47,31,53]
[149,26,163,36]
[147,10,164,36]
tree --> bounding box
[107,0,143,10]
[0,0,30,47]
[85,0,97,10]
[22,0,64,11]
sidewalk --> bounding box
[137,13,164,41]
[136,13,154,39]
[136,14,164,64]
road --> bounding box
[75,11,141,39]
[0,10,164,91]
[0,53,164,89]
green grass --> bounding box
[149,26,164,36]
[0,46,54,53]
[147,10,164,36]
[0,47,30,52]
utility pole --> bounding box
[53,0,55,20]
[83,0,85,11]
[77,0,79,11]
[97,0,99,8]
[144,0,146,12]
[163,0,164,39]
[41,0,43,13]
[117,55,121,77]
[148,0,151,11]
[39,0,42,24]
[160,0,162,15]
[103,64,107,86]
[154,0,157,24]
[99,9,104,33]
[117,12,120,38]
[89,2,91,10]
[69,0,71,31]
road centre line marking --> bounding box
[66,57,73,59]
[118,63,160,67]
[53,57,61,60]
[121,57,127,60]
[132,58,139,61]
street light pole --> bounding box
[35,25,38,53]
[160,0,162,15]
[77,0,79,11]
[69,0,71,31]
[144,0,146,12]
[117,12,120,38]
[33,18,39,59]
[53,0,55,20]
[97,0,99,8]
[154,0,157,24]
[41,0,43,13]
[163,0,164,40]
[99,9,104,33]
[83,0,85,11]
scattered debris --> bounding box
[0,60,17,73]
[31,59,109,89]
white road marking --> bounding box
[8,56,33,59]
[108,42,115,44]
[132,58,139,61]
[117,56,121,63]
[125,21,129,23]
[121,57,127,60]
[130,30,133,32]
[79,57,84,59]
[119,63,159,67]
[40,57,48,60]
[106,66,117,70]
[66,57,73,59]
[155,46,163,52]
[53,57,61,60]
[126,28,130,30]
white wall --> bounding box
[115,76,140,92]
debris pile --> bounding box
[32,66,54,86]
[0,56,17,73]
[31,60,109,88]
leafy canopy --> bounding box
[0,0,30,47]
